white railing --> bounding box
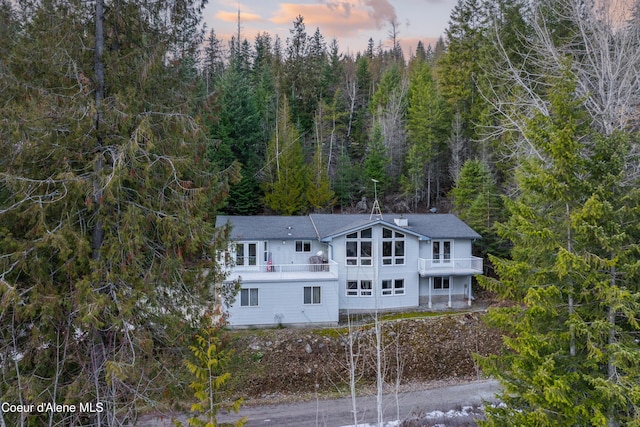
[232,260,338,275]
[418,256,483,274]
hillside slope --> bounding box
[226,311,503,401]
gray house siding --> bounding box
[217,214,482,326]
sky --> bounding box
[202,0,460,56]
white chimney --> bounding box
[394,218,408,227]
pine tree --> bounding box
[0,1,236,424]
[307,141,335,212]
[402,60,449,210]
[333,149,362,210]
[450,159,504,256]
[478,70,640,427]
[176,315,245,427]
[209,63,264,215]
[263,100,310,215]
[363,123,390,196]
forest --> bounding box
[1,0,640,425]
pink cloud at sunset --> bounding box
[203,0,458,54]
[215,10,264,23]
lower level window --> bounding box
[304,286,321,304]
[347,280,372,296]
[433,277,450,290]
[382,279,405,295]
[240,288,259,306]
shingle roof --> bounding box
[215,215,317,240]
[216,214,481,241]
[310,214,480,240]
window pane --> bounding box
[433,241,440,261]
[443,241,451,262]
[249,243,257,265]
[395,279,404,289]
[395,241,404,256]
[347,232,357,239]
[250,288,258,305]
[304,241,311,252]
[383,241,392,257]
[237,243,245,265]
[360,241,372,258]
[296,241,303,252]
[383,228,392,238]
[347,281,358,295]
[360,228,372,238]
[382,280,392,295]
[313,286,321,304]
[304,287,311,304]
[240,289,248,306]
[361,281,372,290]
[346,241,357,257]
[395,232,405,238]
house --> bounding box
[215,214,483,327]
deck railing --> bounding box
[418,256,483,274]
[232,260,338,275]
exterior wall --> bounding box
[225,225,479,325]
[226,279,339,327]
[418,238,473,260]
[418,275,472,305]
[232,239,328,272]
[333,225,421,311]
[267,239,328,266]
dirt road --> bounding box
[140,379,500,426]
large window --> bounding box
[240,288,259,306]
[236,242,257,266]
[433,241,451,264]
[382,227,405,265]
[382,279,405,296]
[346,228,372,266]
[433,277,450,290]
[346,280,372,297]
[304,286,321,304]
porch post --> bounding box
[428,276,432,309]
[468,275,472,306]
[448,275,452,308]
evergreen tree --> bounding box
[307,140,335,212]
[209,64,264,215]
[402,60,449,209]
[177,315,245,427]
[478,70,640,427]
[0,0,236,424]
[333,149,361,209]
[450,159,504,256]
[263,100,310,215]
[363,123,391,196]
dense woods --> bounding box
[2,0,640,425]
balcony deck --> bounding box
[418,256,483,276]
[225,260,339,283]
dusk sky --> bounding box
[202,0,459,56]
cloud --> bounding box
[363,0,397,27]
[270,0,398,39]
[215,10,264,23]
